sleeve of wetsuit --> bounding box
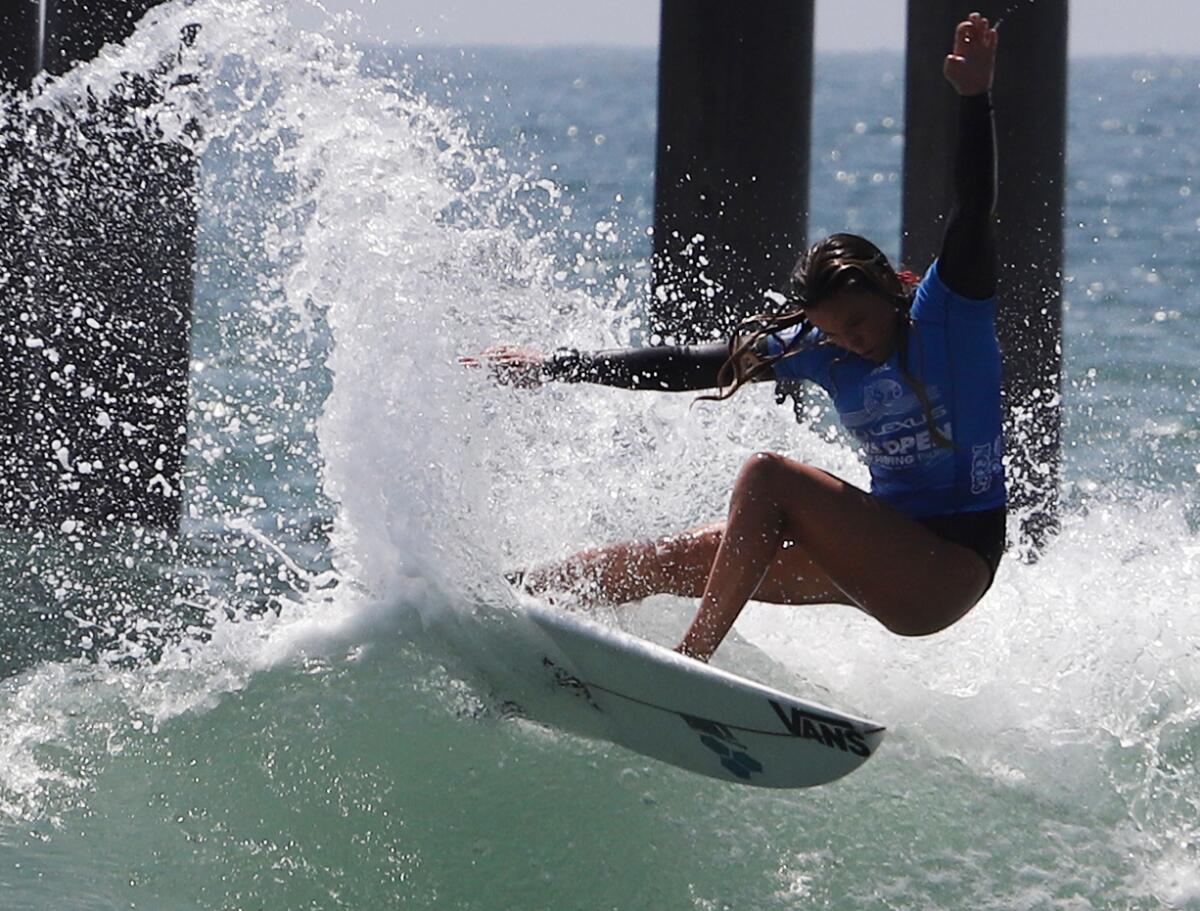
[540,343,733,391]
[938,92,998,300]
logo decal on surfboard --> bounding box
[520,602,885,787]
[542,657,601,711]
[679,713,765,781]
[769,699,873,757]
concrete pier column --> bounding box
[651,0,815,343]
[0,0,193,532]
[902,1,1068,552]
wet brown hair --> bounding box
[705,232,953,449]
[705,233,910,397]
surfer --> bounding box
[465,13,1005,662]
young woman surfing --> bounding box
[465,13,1005,662]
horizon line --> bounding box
[371,43,1200,60]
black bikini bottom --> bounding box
[916,506,1007,589]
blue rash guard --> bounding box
[766,260,1006,519]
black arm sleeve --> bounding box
[938,92,998,300]
[541,343,732,391]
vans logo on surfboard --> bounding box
[769,700,872,757]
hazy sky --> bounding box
[302,1,1200,56]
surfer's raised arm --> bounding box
[938,12,999,301]
[460,340,766,392]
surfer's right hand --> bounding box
[943,12,997,97]
[459,345,548,388]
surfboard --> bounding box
[518,601,886,788]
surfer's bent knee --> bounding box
[735,451,799,494]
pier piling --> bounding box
[651,0,815,343]
[0,1,193,532]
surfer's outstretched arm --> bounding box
[541,344,728,390]
[462,341,770,392]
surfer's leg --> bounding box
[678,452,991,660]
[519,525,722,604]
[521,521,848,607]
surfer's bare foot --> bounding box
[506,567,593,611]
[516,561,596,602]
[518,529,718,607]
[672,641,710,662]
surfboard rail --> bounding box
[520,602,886,789]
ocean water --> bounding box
[1,2,1198,909]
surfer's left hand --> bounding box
[459,345,547,388]
[943,12,998,96]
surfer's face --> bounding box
[806,288,899,364]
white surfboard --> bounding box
[518,601,885,789]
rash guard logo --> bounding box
[863,377,905,416]
[971,435,1004,495]
[970,443,993,494]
